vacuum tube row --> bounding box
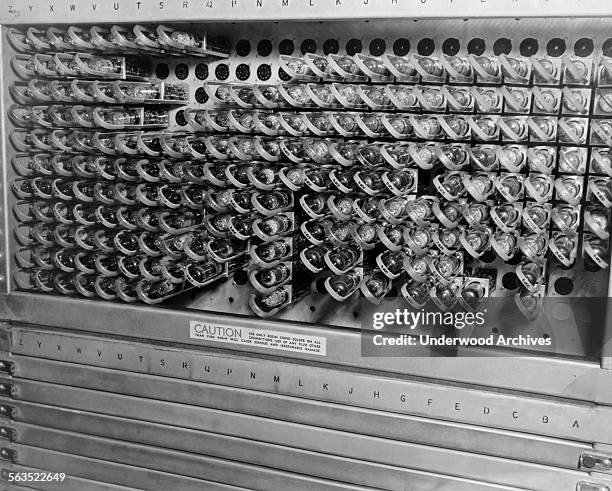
[201,82,612,118]
[278,51,612,87]
[7,24,229,58]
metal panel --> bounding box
[1,380,590,471]
[2,445,252,491]
[0,400,607,490]
[5,305,612,405]
[0,463,138,491]
[2,423,530,491]
[8,356,612,444]
[1,0,612,24]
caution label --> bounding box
[190,321,326,356]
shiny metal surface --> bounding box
[0,379,590,470]
[8,355,612,443]
[2,423,533,491]
[0,395,608,489]
[2,445,253,491]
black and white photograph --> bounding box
[0,1,611,489]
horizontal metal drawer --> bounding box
[0,422,531,491]
[0,397,608,490]
[7,341,612,444]
[0,463,138,490]
[1,446,252,491]
[0,378,592,471]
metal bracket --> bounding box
[0,384,13,399]
[580,452,612,473]
[0,362,13,376]
[576,482,611,491]
[0,448,15,463]
[0,406,13,420]
[0,427,14,442]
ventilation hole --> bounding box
[417,38,435,56]
[519,38,539,57]
[235,63,250,81]
[479,250,496,263]
[442,38,460,56]
[323,38,339,55]
[547,38,567,57]
[195,87,209,104]
[300,39,317,54]
[603,38,612,58]
[352,311,359,318]
[257,39,273,57]
[493,38,512,56]
[278,67,292,81]
[256,64,271,81]
[393,38,410,56]
[233,269,249,285]
[175,110,187,126]
[195,63,209,80]
[492,327,499,334]
[309,305,316,312]
[155,63,169,80]
[467,38,486,56]
[278,38,295,55]
[215,64,230,81]
[346,38,363,56]
[369,38,386,56]
[554,277,574,295]
[228,296,234,303]
[235,39,251,57]
[501,272,519,290]
[574,37,594,57]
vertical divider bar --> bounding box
[0,26,9,295]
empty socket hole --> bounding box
[215,64,230,81]
[257,39,273,57]
[442,38,460,56]
[194,87,209,104]
[278,67,292,81]
[574,37,594,57]
[519,38,539,57]
[300,39,317,54]
[174,63,189,80]
[233,270,249,285]
[278,38,295,55]
[323,38,340,55]
[155,63,170,79]
[554,277,574,295]
[369,38,386,56]
[235,39,251,56]
[603,38,612,57]
[393,38,410,56]
[501,272,519,290]
[257,64,271,81]
[493,38,512,55]
[546,38,567,57]
[346,38,363,55]
[417,38,435,56]
[467,38,486,56]
[235,63,250,81]
[175,110,187,126]
[195,63,209,80]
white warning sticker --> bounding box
[190,321,326,356]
